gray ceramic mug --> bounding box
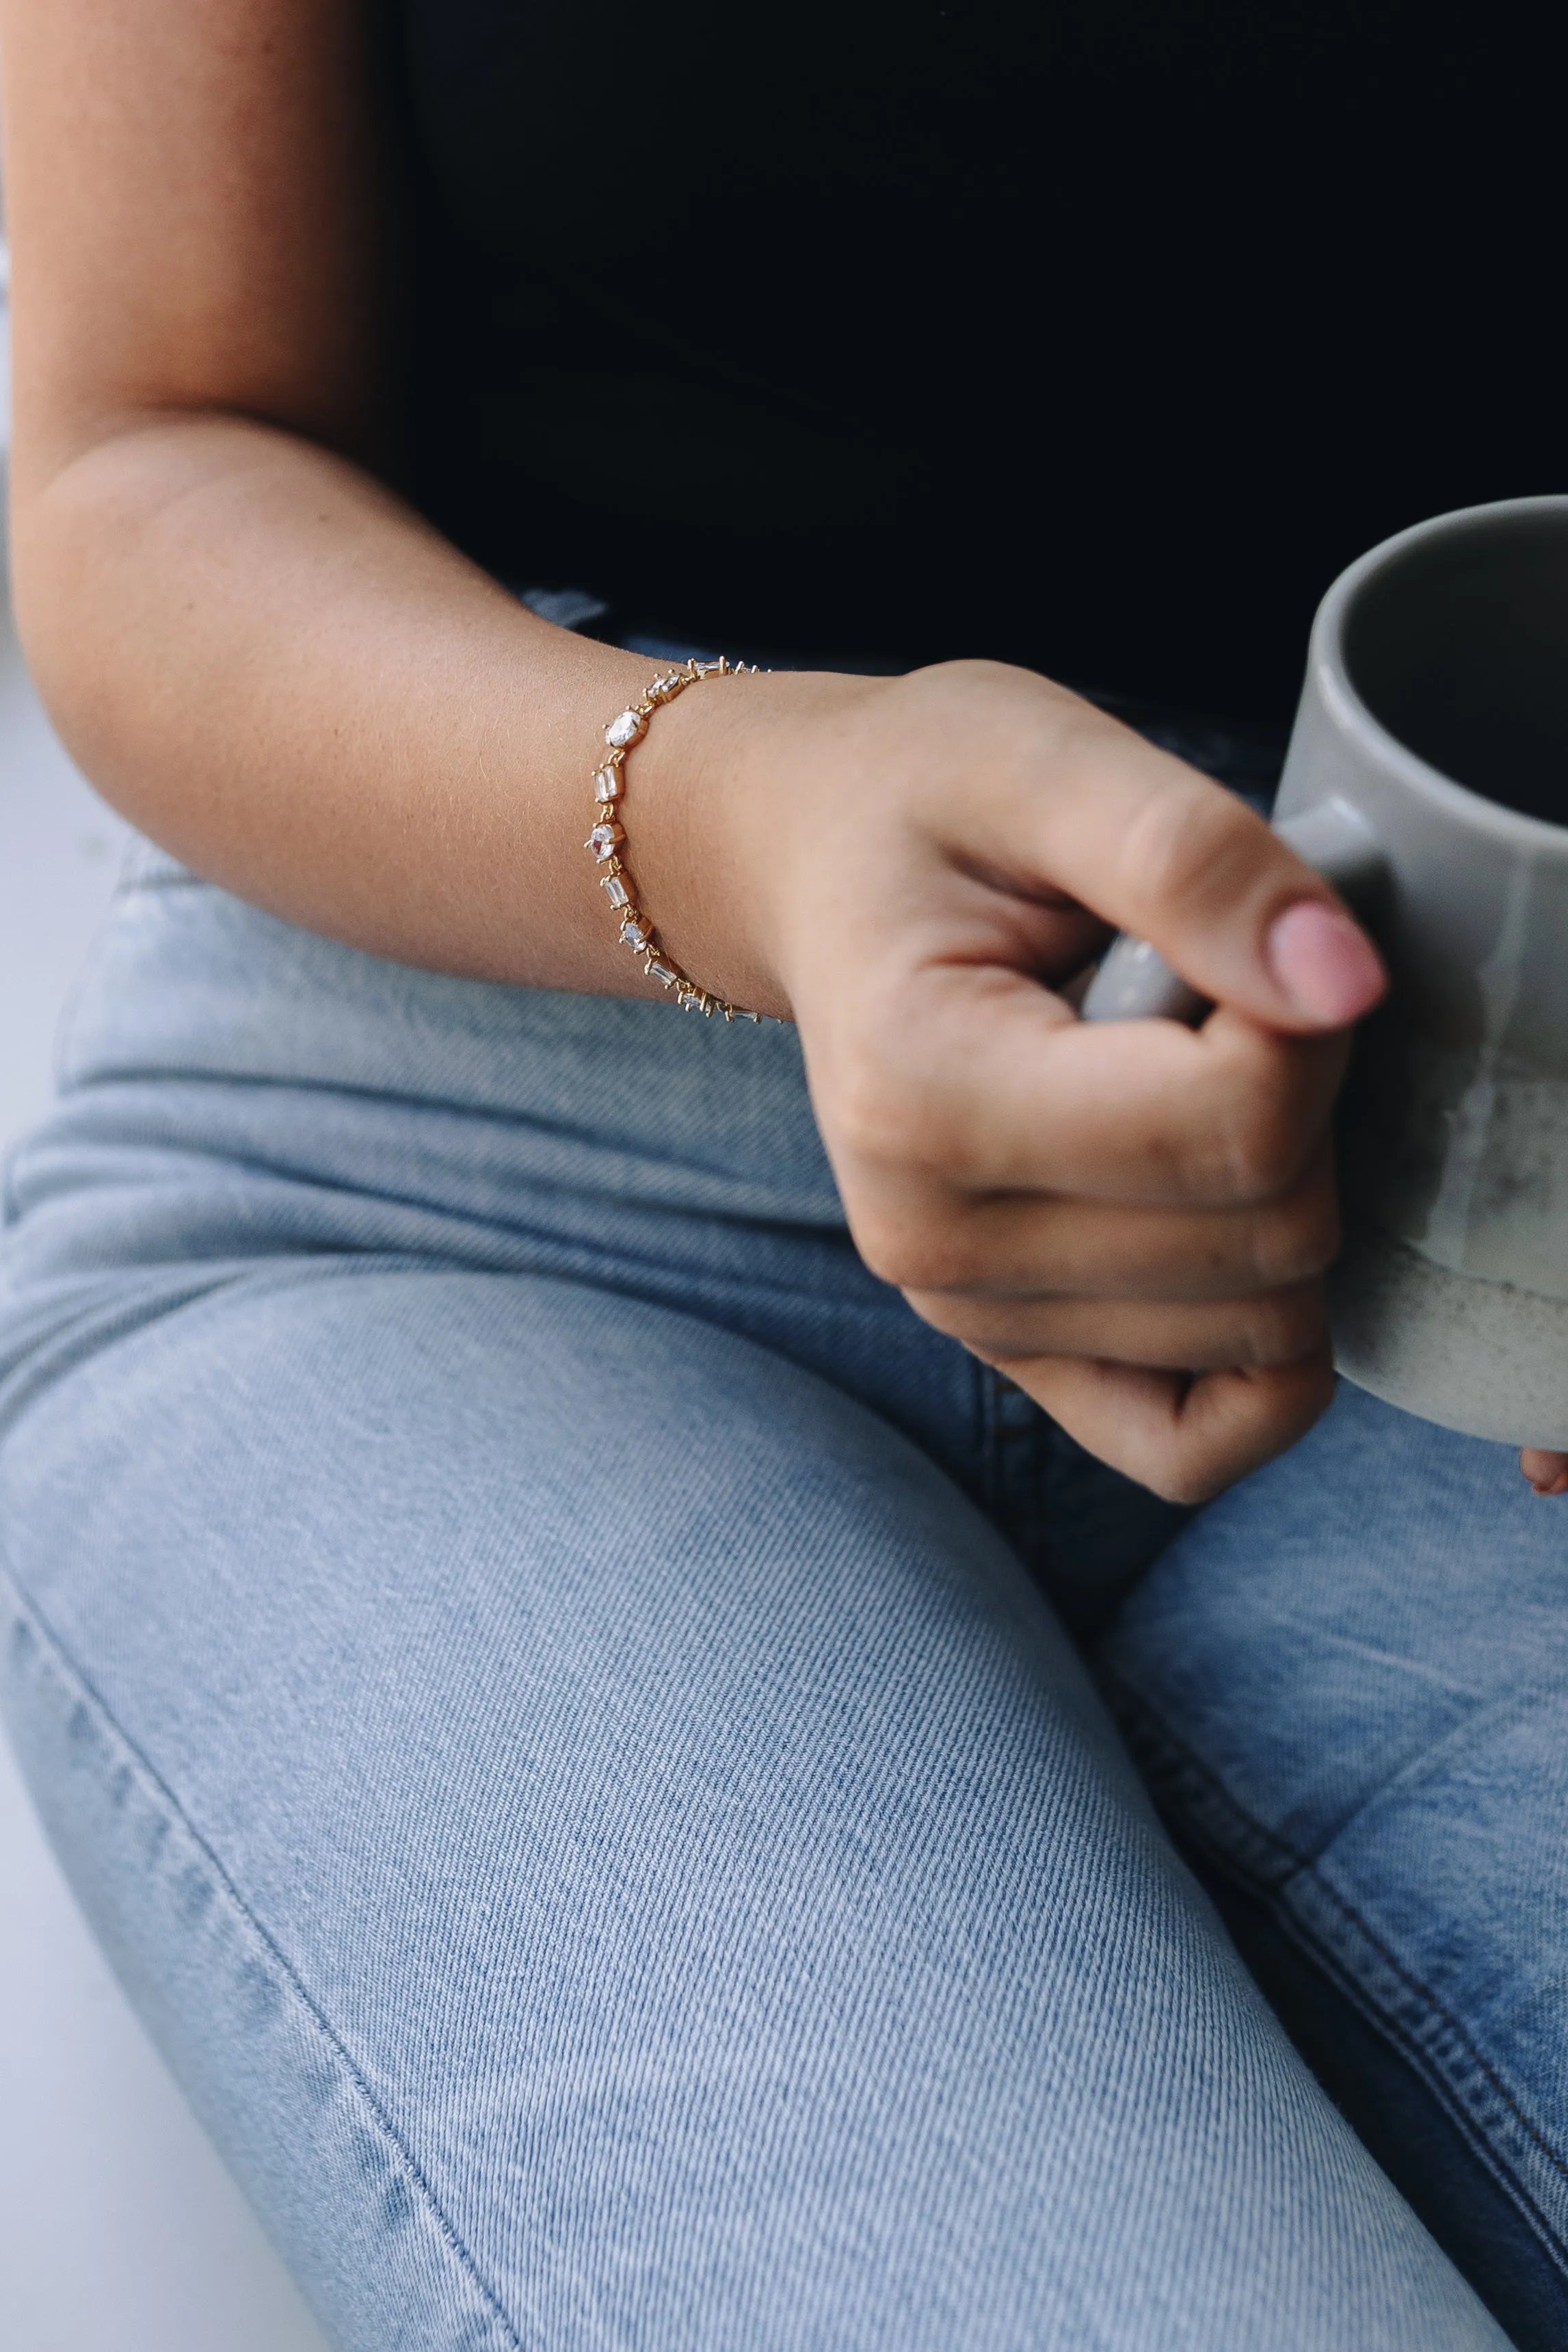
[1082,493,1568,1446]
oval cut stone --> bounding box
[605,709,646,749]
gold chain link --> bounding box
[585,657,764,1022]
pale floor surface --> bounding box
[0,601,330,2350]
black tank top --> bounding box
[390,2,1561,718]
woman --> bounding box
[0,3,1563,2344]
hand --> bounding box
[655,659,1387,1504]
[1520,1451,1568,1497]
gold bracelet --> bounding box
[585,655,763,1020]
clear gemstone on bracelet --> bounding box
[592,664,760,1022]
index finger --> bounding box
[865,964,1348,1206]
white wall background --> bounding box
[0,261,330,2352]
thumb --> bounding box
[1010,704,1387,1033]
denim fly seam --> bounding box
[1101,1665,1568,2282]
[0,1556,531,2352]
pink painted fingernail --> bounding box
[1266,901,1386,1025]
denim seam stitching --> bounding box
[1285,1869,1568,2233]
[0,1559,529,2352]
[1102,1667,1568,2255]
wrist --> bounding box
[614,663,871,1022]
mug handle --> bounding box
[1078,796,1387,1026]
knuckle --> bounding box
[900,1286,969,1343]
[901,1228,985,1293]
[1121,780,1258,920]
[874,1201,1000,1293]
[850,1206,920,1289]
[825,1021,990,1191]
[1208,1092,1309,1203]
[829,1057,922,1171]
[851,1200,953,1292]
[1251,1187,1342,1286]
[1238,1284,1326,1366]
[912,1295,1011,1355]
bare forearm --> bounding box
[11,411,665,991]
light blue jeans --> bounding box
[1,834,1563,2351]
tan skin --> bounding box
[3,0,1555,1505]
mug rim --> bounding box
[1312,490,1568,857]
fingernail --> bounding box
[1267,901,1386,1025]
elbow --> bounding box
[5,460,120,778]
[4,408,227,787]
